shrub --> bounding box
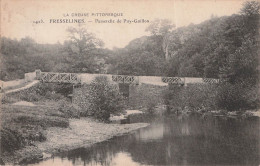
[0,104,71,154]
[215,82,259,111]
[0,126,47,154]
[164,84,218,112]
[83,76,125,122]
[13,115,69,128]
[58,101,80,118]
[0,128,25,153]
[164,82,259,113]
[145,97,157,114]
[2,83,70,104]
[1,94,20,104]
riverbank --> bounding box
[37,118,149,154]
[1,117,149,165]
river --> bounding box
[33,114,259,166]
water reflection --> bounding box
[135,123,164,141]
[35,115,259,166]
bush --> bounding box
[0,104,72,154]
[215,82,259,111]
[58,101,80,118]
[0,126,47,154]
[83,76,125,122]
[2,83,70,104]
[145,97,157,114]
[0,128,25,153]
[13,115,69,128]
[164,84,218,112]
[164,82,259,113]
[1,95,20,104]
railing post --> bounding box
[184,77,187,87]
[35,70,41,80]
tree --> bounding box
[66,24,104,56]
[65,24,105,73]
[146,19,175,60]
[146,19,174,36]
[240,1,260,16]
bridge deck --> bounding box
[35,70,219,86]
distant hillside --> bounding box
[110,4,259,86]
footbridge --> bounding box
[32,70,220,109]
[34,70,219,86]
[2,70,220,110]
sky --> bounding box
[1,0,247,49]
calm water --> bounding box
[35,114,259,166]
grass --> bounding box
[0,104,70,154]
[0,82,80,164]
[1,82,73,104]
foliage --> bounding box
[0,104,71,153]
[240,1,260,16]
[146,19,175,60]
[215,82,259,111]
[0,1,259,113]
[161,1,259,112]
[165,82,259,112]
[2,83,72,104]
[164,84,218,113]
[108,36,167,76]
[0,128,25,153]
[164,1,259,80]
[110,2,259,82]
[145,97,157,114]
[0,25,109,81]
[145,19,175,36]
[58,101,81,118]
[83,76,125,122]
[66,25,104,56]
[13,115,69,128]
[65,25,106,73]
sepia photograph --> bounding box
[0,0,259,165]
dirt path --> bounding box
[3,80,39,94]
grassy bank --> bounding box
[0,82,78,164]
[0,104,148,165]
[0,104,70,163]
[0,80,148,165]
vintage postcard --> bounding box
[0,0,259,165]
